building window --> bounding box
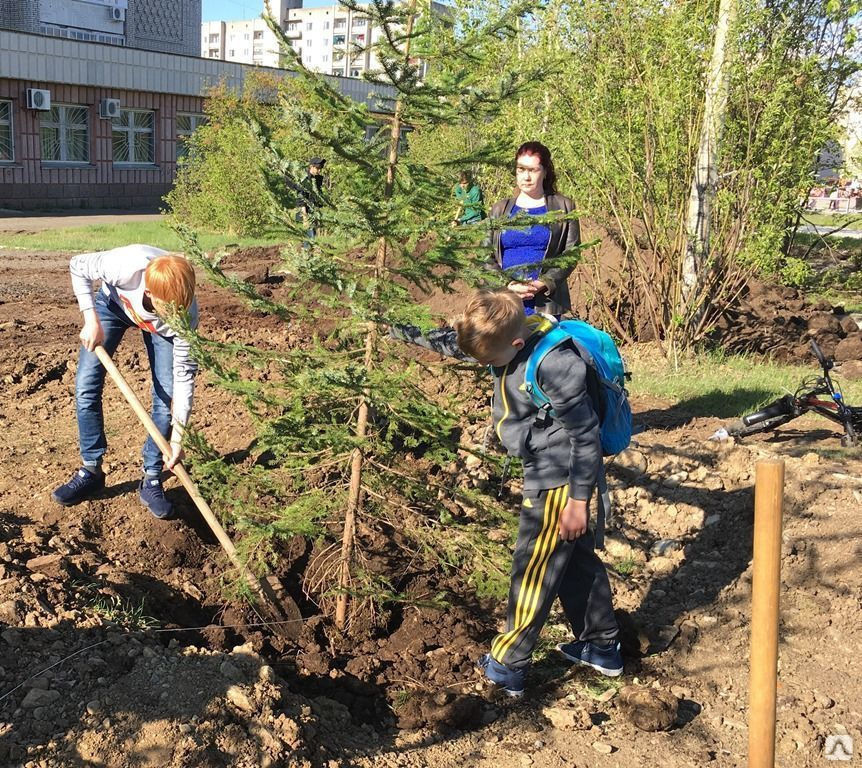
[176,113,206,160]
[253,30,263,39]
[333,34,345,45]
[350,68,361,77]
[112,109,155,164]
[332,68,344,76]
[324,21,330,29]
[353,17,367,26]
[0,101,12,162]
[323,53,329,62]
[209,49,219,57]
[334,17,346,29]
[229,49,235,56]
[208,33,219,43]
[40,105,89,163]
[306,39,312,47]
[352,33,365,43]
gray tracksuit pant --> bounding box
[491,485,619,670]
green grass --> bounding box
[0,219,279,253]
[628,346,862,419]
[799,211,862,229]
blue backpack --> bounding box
[524,319,632,456]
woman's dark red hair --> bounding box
[515,141,557,196]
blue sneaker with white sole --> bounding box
[556,640,624,677]
[477,653,526,698]
[51,467,105,506]
[139,477,174,520]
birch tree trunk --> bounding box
[679,0,738,336]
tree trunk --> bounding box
[679,0,738,340]
[335,0,417,631]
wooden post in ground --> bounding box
[747,458,785,768]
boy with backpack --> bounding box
[449,287,627,696]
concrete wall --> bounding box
[40,0,125,36]
[127,0,200,57]
[0,0,40,34]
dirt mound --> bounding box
[708,278,862,364]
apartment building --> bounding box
[203,2,448,79]
[0,0,202,56]
[201,19,281,68]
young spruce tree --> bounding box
[177,0,548,629]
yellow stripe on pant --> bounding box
[490,489,555,660]
[491,486,567,663]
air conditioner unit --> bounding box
[26,88,51,111]
[111,7,126,21]
[99,98,121,119]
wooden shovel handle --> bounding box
[93,345,298,632]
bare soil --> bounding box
[0,246,860,768]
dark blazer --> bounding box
[486,193,580,317]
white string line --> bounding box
[0,617,309,705]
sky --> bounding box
[202,0,332,21]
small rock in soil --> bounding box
[618,685,678,731]
[22,689,60,708]
[592,741,615,754]
[225,685,254,712]
[542,704,592,731]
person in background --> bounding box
[486,142,580,318]
[453,170,486,226]
[298,157,326,242]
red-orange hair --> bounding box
[145,254,196,309]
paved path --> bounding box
[0,209,163,233]
[797,224,862,238]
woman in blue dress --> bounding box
[486,142,580,318]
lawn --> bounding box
[627,344,862,419]
[798,211,862,229]
[0,219,280,253]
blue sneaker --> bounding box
[139,477,174,520]
[51,467,105,506]
[556,640,624,677]
[477,653,526,698]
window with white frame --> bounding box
[112,109,155,164]
[0,101,12,162]
[176,113,206,160]
[306,22,312,30]
[40,105,89,163]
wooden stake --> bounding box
[748,458,785,768]
[94,345,301,639]
[334,0,417,631]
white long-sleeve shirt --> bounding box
[69,244,199,429]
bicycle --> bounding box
[725,340,862,447]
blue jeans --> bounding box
[76,294,174,476]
